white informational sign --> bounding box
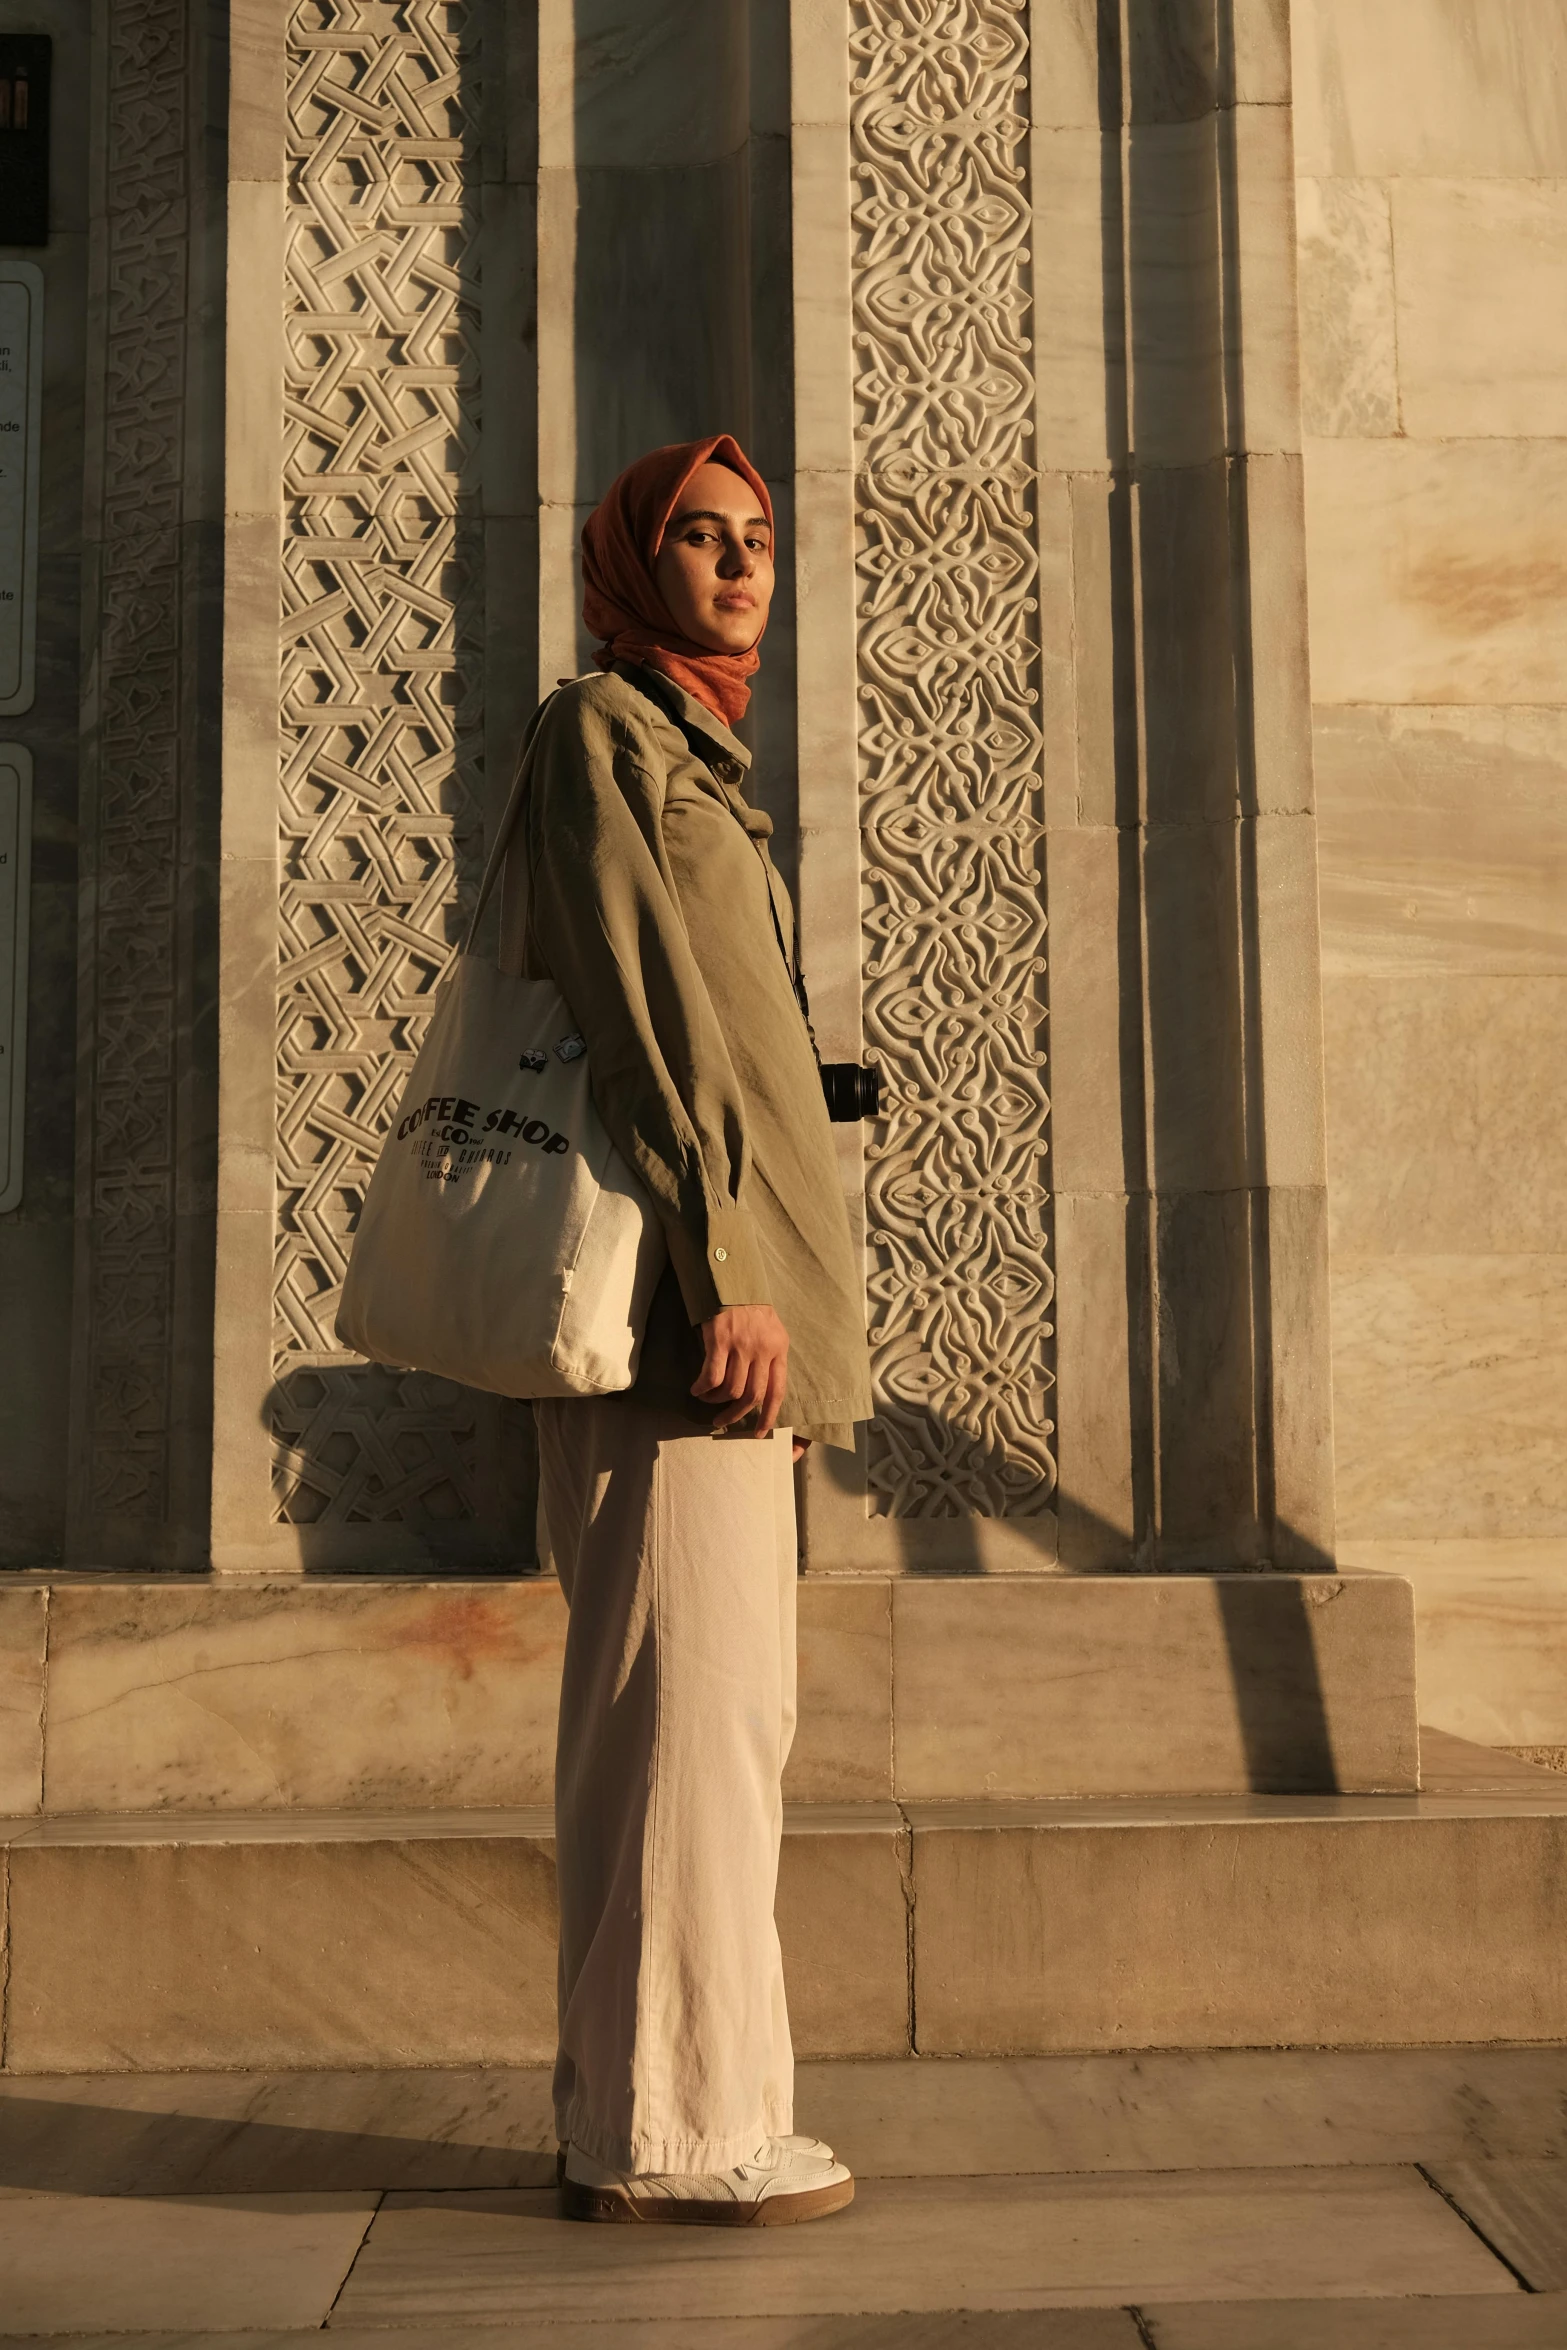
[0,744,29,1213]
[0,263,43,717]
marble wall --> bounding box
[1292,0,1567,1745]
[0,1,1448,1820]
[0,0,88,1566]
[20,0,1536,1683]
[3,0,1344,1590]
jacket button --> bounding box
[713,1246,728,1262]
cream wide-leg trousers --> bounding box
[535,1396,798,2174]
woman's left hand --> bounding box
[792,1437,811,1463]
[693,1304,791,1435]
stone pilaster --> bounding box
[68,0,225,1568]
[798,0,1336,1570]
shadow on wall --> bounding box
[569,1,760,502]
[263,1371,540,1574]
[813,1420,1340,1791]
[566,0,801,874]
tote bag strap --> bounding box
[460,686,564,957]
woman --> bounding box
[503,436,872,2224]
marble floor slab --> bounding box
[329,2169,1516,2322]
[1425,2158,1567,2291]
[1141,2294,1567,2347]
[6,2051,1567,2198]
[0,2187,378,2333]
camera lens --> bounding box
[820,1061,882,1123]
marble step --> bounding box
[0,1568,1418,1814]
[2,1740,1562,2074]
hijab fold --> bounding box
[580,435,772,731]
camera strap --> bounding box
[624,665,823,1064]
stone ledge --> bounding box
[0,1567,1419,1817]
[890,1571,1416,1797]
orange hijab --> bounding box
[580,435,772,730]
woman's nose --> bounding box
[719,533,754,577]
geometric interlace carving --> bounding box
[851,0,1057,1516]
[272,1,484,1523]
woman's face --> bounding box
[653,462,774,654]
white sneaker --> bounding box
[561,2135,854,2226]
[556,2130,832,2184]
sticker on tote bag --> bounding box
[518,1048,548,1074]
[554,1032,587,1063]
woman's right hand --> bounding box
[693,1305,790,1436]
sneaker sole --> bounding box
[560,2174,855,2227]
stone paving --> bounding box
[0,2054,1565,2342]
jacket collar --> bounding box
[617,662,752,774]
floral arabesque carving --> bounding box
[850,0,1056,1518]
[272,0,485,1524]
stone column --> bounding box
[797,0,1335,1571]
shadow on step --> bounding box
[1213,1576,1338,1793]
[0,2096,555,2196]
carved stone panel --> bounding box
[850,0,1055,1518]
[271,1,489,1530]
[75,0,193,1540]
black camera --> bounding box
[820,1061,882,1123]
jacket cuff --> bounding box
[665,1204,772,1323]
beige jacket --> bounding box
[500,664,872,1448]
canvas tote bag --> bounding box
[336,715,666,1397]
